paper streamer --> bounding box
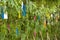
[1,12,8,19]
[34,29,36,37]
[38,16,40,21]
[18,13,21,18]
[51,14,53,18]
[22,2,26,16]
[7,24,10,32]
[18,11,21,18]
[1,12,4,19]
[46,13,50,19]
[44,20,46,28]
[22,2,23,9]
[1,7,8,19]
[1,7,4,19]
[16,28,18,35]
[34,16,36,21]
[4,13,8,19]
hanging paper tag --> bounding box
[1,12,4,19]
[1,7,4,19]
[18,11,21,18]
[18,13,21,18]
[1,11,8,19]
[4,13,8,19]
[22,2,26,16]
[51,14,53,17]
[16,28,18,35]
[44,20,46,28]
[7,24,10,32]
[38,16,40,21]
[34,16,36,21]
[22,2,23,9]
[46,13,50,19]
[34,29,36,37]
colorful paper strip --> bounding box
[22,2,26,16]
[16,28,18,35]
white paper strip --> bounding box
[21,2,23,9]
[4,12,8,19]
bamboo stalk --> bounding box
[39,31,43,40]
[33,36,35,40]
[47,32,50,40]
[27,36,28,40]
[55,34,57,40]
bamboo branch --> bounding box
[39,31,43,40]
[47,32,50,40]
[55,34,57,40]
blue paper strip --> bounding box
[1,8,4,19]
[1,12,4,19]
[16,28,18,35]
[22,4,26,16]
[38,16,40,21]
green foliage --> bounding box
[0,0,60,40]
